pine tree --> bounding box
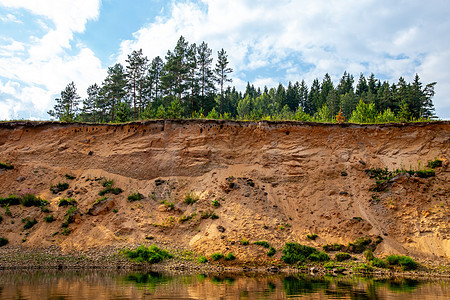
[48,81,80,122]
[215,48,233,114]
[80,83,101,122]
[102,63,127,122]
[147,56,164,102]
[125,49,148,119]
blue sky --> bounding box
[1,0,449,120]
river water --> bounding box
[0,271,448,299]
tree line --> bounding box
[48,36,437,123]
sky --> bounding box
[0,0,449,120]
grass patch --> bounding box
[20,192,48,207]
[0,237,8,247]
[211,199,220,207]
[62,228,71,236]
[23,218,37,230]
[179,213,195,223]
[184,192,199,205]
[335,252,352,261]
[241,239,249,245]
[59,198,77,207]
[160,200,174,210]
[386,255,418,271]
[211,253,224,261]
[253,240,270,248]
[322,243,345,252]
[0,162,13,169]
[282,242,329,264]
[307,234,318,240]
[99,179,123,196]
[427,159,443,168]
[123,245,173,263]
[267,247,276,257]
[224,253,236,261]
[198,256,208,263]
[128,192,144,202]
[0,195,20,206]
[44,214,55,223]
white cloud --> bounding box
[0,12,21,23]
[118,0,450,118]
[0,0,104,119]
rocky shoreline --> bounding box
[1,245,449,279]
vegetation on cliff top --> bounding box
[47,36,437,124]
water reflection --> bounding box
[0,270,448,299]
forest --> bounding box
[48,36,438,124]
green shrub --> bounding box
[324,262,336,270]
[253,241,270,248]
[363,249,375,262]
[44,214,55,223]
[224,253,236,261]
[386,255,418,270]
[128,192,144,202]
[354,263,373,273]
[308,251,330,262]
[20,192,47,207]
[281,243,320,264]
[211,199,220,207]
[124,245,173,263]
[0,237,8,247]
[0,162,13,169]
[59,198,77,207]
[241,239,249,246]
[23,218,37,230]
[198,256,208,263]
[65,174,76,180]
[0,195,20,206]
[307,234,318,240]
[210,213,219,219]
[427,159,443,168]
[99,179,123,196]
[184,192,198,205]
[62,228,71,236]
[347,237,372,253]
[267,247,276,257]
[179,214,195,223]
[371,257,387,268]
[211,253,224,261]
[102,179,114,188]
[160,200,174,210]
[322,243,344,252]
[50,182,69,194]
[335,252,352,261]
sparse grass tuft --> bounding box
[0,162,13,170]
[267,247,276,257]
[224,253,236,261]
[253,240,270,248]
[23,218,37,230]
[128,192,144,202]
[335,252,352,261]
[44,214,55,223]
[59,198,77,207]
[386,255,418,270]
[427,159,443,168]
[65,174,76,180]
[50,182,69,194]
[198,256,208,263]
[211,199,220,207]
[211,253,224,261]
[184,192,199,205]
[307,234,318,240]
[241,239,249,245]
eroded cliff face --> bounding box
[0,120,449,262]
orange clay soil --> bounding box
[0,120,448,265]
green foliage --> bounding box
[322,243,344,252]
[99,179,123,196]
[65,174,76,180]
[58,198,77,207]
[427,159,443,168]
[128,192,144,202]
[210,213,219,219]
[211,253,224,261]
[324,262,336,270]
[313,104,333,122]
[282,243,327,264]
[241,239,249,245]
[267,247,276,257]
[335,252,352,262]
[23,218,37,230]
[160,200,174,210]
[307,234,318,240]
[124,245,173,264]
[211,199,220,207]
[224,253,236,261]
[386,255,418,270]
[184,192,198,205]
[0,215,2,223]
[349,99,377,123]
[363,249,375,262]
[371,257,387,268]
[0,195,21,207]
[47,81,80,121]
[197,256,208,263]
[44,214,55,223]
[347,237,373,254]
[62,228,71,236]
[20,192,47,207]
[253,241,270,248]
[50,182,69,194]
[0,162,13,170]
[179,213,195,223]
[0,237,8,247]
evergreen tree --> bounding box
[215,48,233,114]
[147,56,164,102]
[80,83,101,122]
[125,49,148,119]
[298,80,310,114]
[355,73,368,98]
[48,81,80,122]
[102,63,127,122]
[308,79,321,114]
[422,81,437,119]
[320,73,334,107]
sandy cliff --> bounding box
[0,120,448,263]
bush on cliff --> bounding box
[282,242,329,264]
[124,245,173,264]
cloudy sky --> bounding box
[1,0,449,120]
